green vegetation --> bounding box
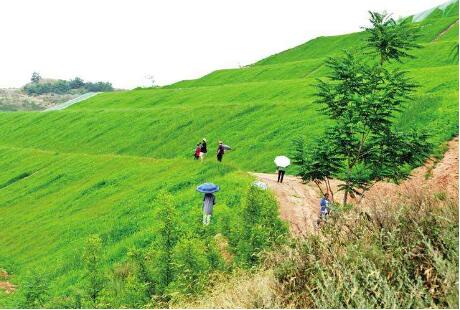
[296,11,432,205]
[271,192,458,308]
[0,1,458,308]
[23,73,113,96]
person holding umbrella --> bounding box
[274,156,290,183]
[196,183,220,225]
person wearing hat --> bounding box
[217,141,225,162]
[200,138,207,161]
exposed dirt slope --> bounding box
[254,137,459,235]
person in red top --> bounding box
[194,143,201,160]
[217,141,225,162]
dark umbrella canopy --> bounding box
[196,183,220,193]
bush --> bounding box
[22,78,113,95]
[168,238,210,298]
[82,234,105,307]
[20,271,49,308]
[236,186,288,266]
[270,191,459,308]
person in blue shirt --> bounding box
[318,193,330,225]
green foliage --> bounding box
[298,11,434,204]
[20,271,49,308]
[30,72,41,84]
[0,2,458,307]
[168,238,210,298]
[82,234,105,306]
[272,193,459,308]
[151,191,181,293]
[236,186,288,266]
[364,11,421,65]
[22,78,113,95]
[69,77,85,89]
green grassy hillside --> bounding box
[0,2,458,307]
[0,146,251,297]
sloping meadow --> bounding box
[0,1,458,307]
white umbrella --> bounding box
[274,156,290,168]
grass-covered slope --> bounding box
[0,7,457,172]
[0,2,458,306]
[0,146,251,295]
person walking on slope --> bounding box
[217,141,225,162]
[194,143,201,160]
[277,166,286,183]
[202,193,216,225]
[317,193,331,225]
[200,138,207,160]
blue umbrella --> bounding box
[196,183,220,193]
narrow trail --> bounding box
[253,137,459,236]
[251,173,333,235]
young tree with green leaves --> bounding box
[30,72,41,83]
[151,191,180,294]
[82,234,105,306]
[169,238,210,298]
[21,271,49,308]
[296,11,431,206]
[364,12,420,65]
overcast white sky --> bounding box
[0,0,450,89]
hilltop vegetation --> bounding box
[24,73,113,96]
[0,74,114,112]
[0,1,458,308]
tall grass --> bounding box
[269,190,459,308]
[183,189,459,308]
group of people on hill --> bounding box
[195,142,332,227]
[194,138,226,162]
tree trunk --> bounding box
[343,190,348,206]
[314,180,325,196]
[325,178,334,202]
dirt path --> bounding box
[253,138,459,235]
[252,173,330,235]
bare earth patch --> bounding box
[0,269,16,294]
[254,137,459,235]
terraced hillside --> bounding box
[0,1,458,307]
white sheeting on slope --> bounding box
[413,0,457,22]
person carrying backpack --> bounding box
[217,141,225,162]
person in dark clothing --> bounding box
[217,141,225,162]
[200,138,207,161]
[277,166,286,183]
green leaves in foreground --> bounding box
[272,192,459,308]
[364,11,421,65]
[296,10,431,205]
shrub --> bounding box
[236,186,288,266]
[20,271,49,308]
[82,234,105,307]
[270,190,459,308]
[168,238,210,299]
